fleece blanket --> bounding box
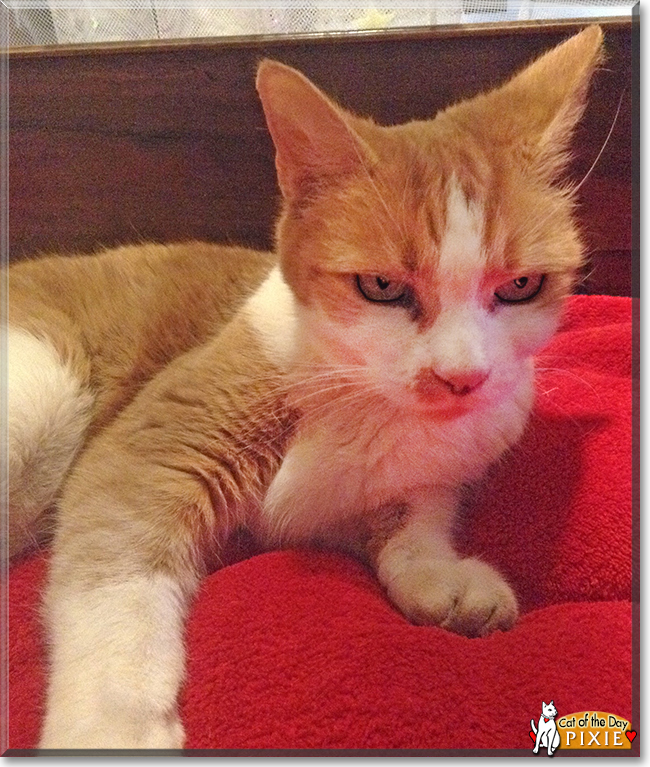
[7,294,635,753]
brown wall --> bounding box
[9,18,633,294]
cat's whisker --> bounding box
[242,364,361,388]
[230,366,368,404]
[245,374,367,410]
[287,381,362,408]
[229,383,386,459]
[292,380,378,415]
[571,88,625,195]
[300,386,383,422]
[536,366,601,400]
[286,366,367,386]
[517,85,624,249]
[284,375,389,427]
[233,370,373,428]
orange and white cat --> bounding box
[6,27,602,749]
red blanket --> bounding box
[8,294,635,753]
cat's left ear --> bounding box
[256,60,374,201]
[458,26,604,181]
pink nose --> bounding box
[442,370,489,396]
[415,368,489,398]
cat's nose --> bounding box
[416,367,489,398]
[440,369,489,396]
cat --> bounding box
[531,701,561,755]
[6,26,603,749]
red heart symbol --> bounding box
[626,730,637,743]
[529,731,536,742]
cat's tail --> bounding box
[5,325,93,559]
[530,720,537,734]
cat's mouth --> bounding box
[405,386,487,419]
[405,372,492,418]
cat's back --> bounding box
[8,241,276,430]
[9,241,275,339]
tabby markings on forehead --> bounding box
[438,181,486,282]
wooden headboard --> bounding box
[9,18,634,295]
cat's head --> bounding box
[256,28,603,416]
[542,701,558,718]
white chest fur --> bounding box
[259,384,532,545]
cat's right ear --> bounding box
[256,60,373,201]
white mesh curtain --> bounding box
[6,1,637,47]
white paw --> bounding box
[40,708,184,750]
[381,556,519,637]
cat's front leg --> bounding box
[374,487,518,637]
[41,569,192,750]
[38,317,289,750]
[37,404,208,750]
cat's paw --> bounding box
[40,707,185,750]
[381,556,519,637]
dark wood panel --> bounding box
[9,18,633,285]
[578,250,632,297]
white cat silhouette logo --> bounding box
[531,701,561,756]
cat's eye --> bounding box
[494,274,545,304]
[357,275,407,303]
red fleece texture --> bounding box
[7,294,634,752]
